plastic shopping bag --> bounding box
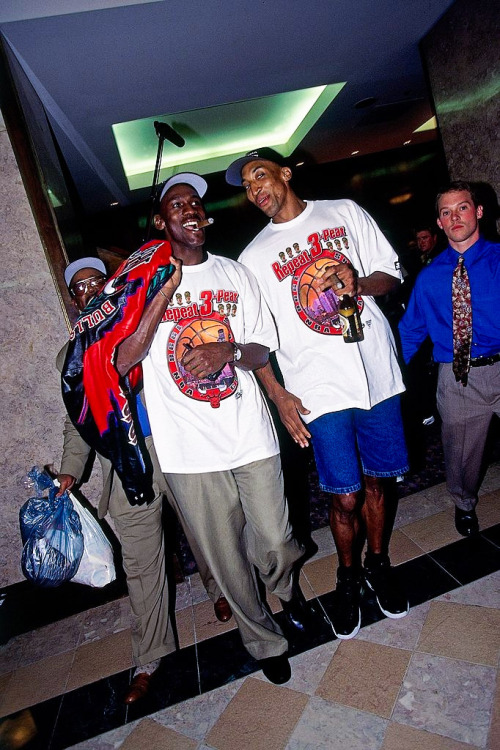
[69,492,116,587]
[20,470,84,587]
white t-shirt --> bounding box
[143,253,279,473]
[239,200,405,422]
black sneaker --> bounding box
[331,566,361,639]
[363,555,409,619]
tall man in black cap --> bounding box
[226,149,410,640]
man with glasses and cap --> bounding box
[225,148,410,641]
[56,256,182,704]
[57,255,232,702]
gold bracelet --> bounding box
[159,289,169,301]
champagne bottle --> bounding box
[339,295,364,343]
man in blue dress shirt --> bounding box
[399,181,500,536]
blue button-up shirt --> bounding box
[399,237,500,364]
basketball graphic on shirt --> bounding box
[168,317,238,408]
[291,249,363,335]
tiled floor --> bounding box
[1,467,500,749]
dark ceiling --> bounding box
[0,0,455,220]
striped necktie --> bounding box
[452,254,472,386]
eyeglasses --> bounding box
[70,275,106,297]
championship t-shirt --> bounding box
[143,253,279,473]
[239,200,405,422]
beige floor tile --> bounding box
[417,601,500,666]
[66,628,133,691]
[383,721,481,749]
[193,599,236,643]
[388,528,425,564]
[15,615,82,668]
[0,650,74,717]
[476,489,500,529]
[399,511,461,552]
[175,604,196,648]
[206,677,308,750]
[301,553,337,597]
[317,639,411,718]
[119,717,197,749]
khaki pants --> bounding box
[108,437,176,667]
[164,455,304,660]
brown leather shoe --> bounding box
[124,672,153,704]
[214,596,232,622]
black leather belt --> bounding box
[470,354,500,367]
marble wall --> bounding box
[422,0,500,201]
[0,113,73,587]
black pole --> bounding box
[144,121,185,242]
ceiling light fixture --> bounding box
[112,83,346,191]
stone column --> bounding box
[422,0,500,214]
[0,111,69,586]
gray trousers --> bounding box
[164,454,304,660]
[437,361,500,510]
[108,437,176,667]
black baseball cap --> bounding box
[225,147,287,186]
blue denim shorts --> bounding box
[308,395,409,494]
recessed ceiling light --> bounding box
[110,201,119,207]
[351,150,359,155]
[113,83,346,190]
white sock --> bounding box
[133,659,160,678]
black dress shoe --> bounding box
[455,507,479,536]
[258,654,291,684]
[279,585,310,632]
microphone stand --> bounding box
[144,121,185,242]
[144,131,166,243]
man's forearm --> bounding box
[115,291,171,376]
[357,271,400,297]
[255,361,284,401]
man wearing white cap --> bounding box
[132,173,307,684]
